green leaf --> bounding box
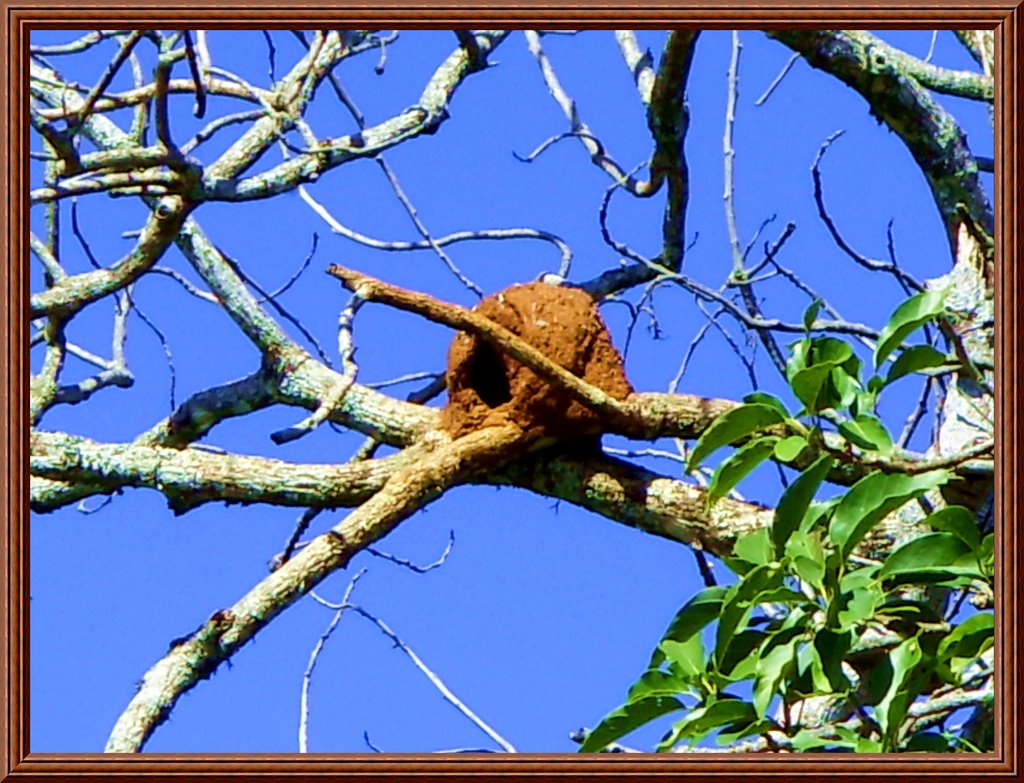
[578,696,685,752]
[772,454,835,558]
[850,389,878,419]
[688,404,787,471]
[753,626,804,717]
[904,732,951,752]
[718,629,768,677]
[925,506,981,552]
[837,414,894,455]
[742,392,791,418]
[723,649,759,682]
[802,498,839,534]
[715,718,776,746]
[839,565,881,592]
[829,470,952,560]
[707,437,778,507]
[787,338,860,397]
[835,581,883,630]
[733,528,773,568]
[786,337,812,379]
[875,636,923,743]
[774,435,808,463]
[655,721,688,752]
[751,586,808,605]
[790,365,837,413]
[875,598,943,630]
[803,298,822,331]
[883,571,981,589]
[980,533,994,577]
[627,668,693,702]
[715,565,783,666]
[659,634,705,680]
[789,336,863,411]
[785,530,826,591]
[937,612,994,668]
[830,366,861,409]
[885,345,949,385]
[812,628,852,692]
[856,737,885,753]
[667,699,757,744]
[790,728,857,751]
[650,586,729,667]
[809,337,855,367]
[807,644,832,693]
[793,555,825,592]
[874,288,949,367]
[879,532,977,582]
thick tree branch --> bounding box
[29,194,192,319]
[647,30,698,271]
[31,425,776,563]
[204,31,509,201]
[30,430,410,514]
[494,449,771,559]
[104,421,534,752]
[30,365,435,513]
[576,32,698,297]
[768,30,993,247]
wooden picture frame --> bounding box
[3,2,1019,779]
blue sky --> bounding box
[29,29,993,753]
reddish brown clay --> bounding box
[440,282,633,439]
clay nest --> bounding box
[440,281,633,439]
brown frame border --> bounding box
[2,2,1020,780]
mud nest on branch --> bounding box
[440,281,633,439]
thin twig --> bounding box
[71,30,146,131]
[367,371,443,391]
[523,30,648,194]
[693,549,716,587]
[299,184,573,278]
[923,30,939,64]
[182,31,207,118]
[271,293,363,444]
[182,110,264,155]
[812,131,925,292]
[342,602,517,752]
[299,568,366,753]
[272,508,324,571]
[668,307,721,394]
[148,266,220,304]
[899,377,934,449]
[127,290,177,410]
[723,31,786,377]
[597,175,652,266]
[367,531,455,573]
[258,233,319,302]
[697,299,758,389]
[754,52,800,106]
[639,256,880,340]
[514,130,606,163]
[372,155,483,298]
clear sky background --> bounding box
[29,28,993,753]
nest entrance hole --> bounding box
[465,341,512,408]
